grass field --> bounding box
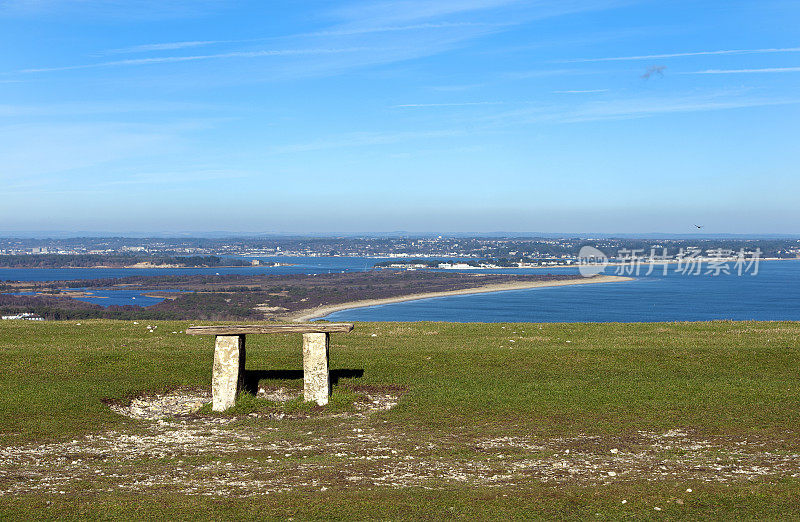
[1,319,800,519]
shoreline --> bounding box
[286,274,633,322]
[0,264,291,270]
[412,257,800,271]
[0,258,794,271]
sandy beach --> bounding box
[287,274,633,321]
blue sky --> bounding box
[1,0,799,235]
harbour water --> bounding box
[3,258,800,321]
[323,261,800,323]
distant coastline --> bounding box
[0,263,296,270]
[447,258,798,269]
[288,274,633,321]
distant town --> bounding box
[0,236,798,269]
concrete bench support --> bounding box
[302,332,330,406]
[212,334,246,412]
[187,323,353,412]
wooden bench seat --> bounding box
[185,324,354,335]
[186,323,354,411]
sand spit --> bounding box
[287,275,633,322]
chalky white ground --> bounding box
[1,388,799,498]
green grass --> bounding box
[2,319,800,519]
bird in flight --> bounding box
[694,224,703,229]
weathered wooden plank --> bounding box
[186,323,354,335]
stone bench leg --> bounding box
[302,332,330,405]
[212,334,246,412]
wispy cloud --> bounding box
[331,0,636,29]
[97,22,507,56]
[0,101,225,117]
[301,21,510,38]
[100,40,230,55]
[95,169,253,187]
[552,89,609,94]
[267,129,466,154]
[330,0,525,27]
[21,47,380,73]
[558,46,800,63]
[2,168,252,195]
[685,66,800,75]
[0,122,184,179]
[0,0,226,19]
[391,102,504,108]
[473,91,800,126]
[13,0,637,81]
[428,84,485,92]
[560,95,799,122]
[503,68,592,79]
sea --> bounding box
[2,257,800,322]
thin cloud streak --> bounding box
[331,0,524,27]
[553,89,609,94]
[686,66,800,74]
[561,97,800,123]
[392,102,504,108]
[475,92,800,127]
[503,68,591,79]
[0,0,226,19]
[559,46,800,63]
[98,22,504,56]
[20,47,383,73]
[0,101,226,117]
[267,129,466,154]
[301,21,511,37]
[101,40,229,55]
[13,1,639,80]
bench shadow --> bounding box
[242,369,364,394]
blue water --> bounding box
[0,256,391,282]
[0,257,395,308]
[4,257,800,321]
[9,288,183,307]
[323,261,800,323]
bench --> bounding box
[186,323,354,411]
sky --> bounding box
[1,0,799,235]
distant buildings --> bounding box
[1,313,45,321]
